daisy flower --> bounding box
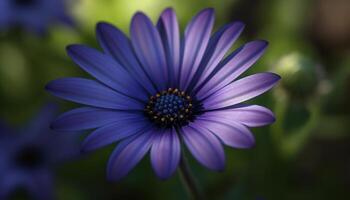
[0,104,79,200]
[46,8,280,181]
[0,0,73,34]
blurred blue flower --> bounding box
[0,0,73,34]
[0,104,80,200]
[46,8,279,181]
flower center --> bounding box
[145,88,199,127]
[14,146,45,169]
[13,0,37,7]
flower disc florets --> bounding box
[13,0,37,7]
[14,146,45,169]
[145,88,198,127]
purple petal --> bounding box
[130,12,168,91]
[25,103,58,134]
[46,78,143,110]
[82,117,152,152]
[46,132,80,163]
[96,22,157,95]
[150,128,180,179]
[179,8,215,90]
[52,107,143,131]
[157,8,181,88]
[58,12,75,27]
[22,17,47,35]
[197,115,255,148]
[0,170,54,200]
[203,73,280,110]
[188,22,245,92]
[67,44,148,101]
[196,40,268,99]
[0,174,17,200]
[181,123,225,171]
[26,170,54,200]
[0,2,11,30]
[107,130,156,181]
[204,104,275,127]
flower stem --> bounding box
[178,155,204,200]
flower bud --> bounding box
[275,53,319,98]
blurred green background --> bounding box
[1,0,349,199]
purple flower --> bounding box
[0,104,79,200]
[46,8,280,181]
[0,0,73,34]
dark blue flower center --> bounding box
[13,0,37,7]
[154,94,188,115]
[14,146,45,169]
[145,88,198,127]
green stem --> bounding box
[178,155,204,200]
